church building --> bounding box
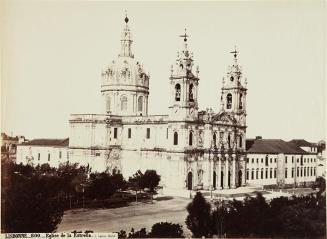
[16,15,319,190]
[68,15,248,190]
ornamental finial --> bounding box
[124,10,129,23]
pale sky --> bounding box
[1,1,326,142]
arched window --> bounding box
[121,96,127,111]
[226,93,232,109]
[138,96,143,111]
[189,131,193,146]
[261,168,264,179]
[239,93,243,109]
[251,169,254,180]
[239,135,242,148]
[256,169,259,179]
[173,132,178,145]
[189,84,194,102]
[175,84,181,101]
[106,96,111,113]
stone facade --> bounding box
[68,16,247,190]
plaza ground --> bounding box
[57,196,191,234]
[57,187,316,234]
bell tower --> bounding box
[220,47,247,126]
[169,29,199,121]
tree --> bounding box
[140,170,161,192]
[150,222,184,238]
[128,170,144,202]
[86,172,127,199]
[1,162,64,232]
[185,192,212,237]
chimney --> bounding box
[256,136,262,140]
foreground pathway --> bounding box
[57,196,191,234]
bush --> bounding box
[150,222,183,238]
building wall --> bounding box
[16,145,69,168]
[246,153,317,186]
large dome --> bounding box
[101,56,149,88]
[100,16,150,117]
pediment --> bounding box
[211,112,236,124]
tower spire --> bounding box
[119,11,133,58]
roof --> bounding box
[20,138,69,147]
[289,139,316,147]
[246,139,308,154]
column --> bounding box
[242,158,246,186]
[224,156,229,189]
[231,155,236,188]
[217,157,222,189]
[210,158,214,189]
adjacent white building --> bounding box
[16,139,69,168]
[246,137,318,187]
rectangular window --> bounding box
[246,158,249,163]
[256,158,259,164]
[292,168,294,178]
[114,128,118,139]
[59,151,62,159]
[252,158,254,163]
[292,156,294,163]
[38,153,40,160]
[285,168,288,178]
[270,169,272,178]
[246,170,249,180]
[95,152,100,156]
[270,158,272,163]
[265,168,268,178]
[146,128,150,139]
[297,167,299,177]
[297,158,299,163]
[285,156,287,164]
[313,168,316,176]
[128,128,131,138]
[300,156,303,166]
[274,158,277,163]
[274,169,277,178]
[48,154,50,161]
[261,158,263,163]
[166,128,168,139]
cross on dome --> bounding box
[230,45,238,60]
[179,28,189,42]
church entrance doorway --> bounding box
[238,170,242,187]
[213,171,216,189]
[187,172,193,190]
[221,171,224,189]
